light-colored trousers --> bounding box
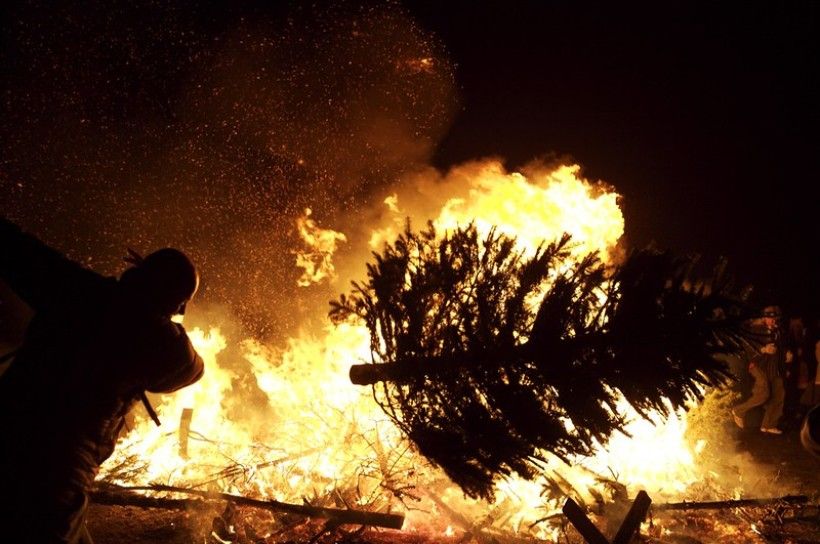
[734,364,785,429]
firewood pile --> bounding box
[85,224,817,543]
[91,403,820,543]
[85,485,819,544]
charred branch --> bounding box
[179,407,193,459]
[655,495,810,511]
[91,484,405,530]
[91,487,199,510]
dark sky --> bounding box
[1,1,818,321]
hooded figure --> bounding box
[0,217,204,543]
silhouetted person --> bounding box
[801,404,820,457]
[0,217,204,543]
[732,305,786,434]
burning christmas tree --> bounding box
[332,222,752,500]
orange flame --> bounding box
[100,161,752,540]
[295,207,347,287]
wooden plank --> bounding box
[93,484,405,530]
[612,490,651,544]
[562,497,609,544]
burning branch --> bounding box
[331,223,752,500]
[91,483,405,530]
[655,495,810,511]
[187,446,324,489]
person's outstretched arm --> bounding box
[0,216,101,312]
[138,322,205,395]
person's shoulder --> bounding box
[142,321,204,393]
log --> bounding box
[91,484,405,530]
[562,497,608,544]
[612,490,651,544]
[655,495,809,511]
[91,488,199,510]
[563,491,651,544]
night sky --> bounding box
[1,1,818,336]
[414,2,820,315]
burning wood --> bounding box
[332,223,752,500]
[90,163,815,542]
[561,492,818,543]
[553,490,653,544]
[655,495,810,511]
[91,483,405,530]
[611,491,651,544]
[188,446,325,490]
[179,407,193,458]
[91,486,199,511]
[562,496,609,544]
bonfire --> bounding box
[93,162,819,544]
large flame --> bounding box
[99,161,743,540]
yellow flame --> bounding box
[295,207,347,286]
[435,163,622,261]
[100,162,739,540]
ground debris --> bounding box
[643,503,820,544]
[86,499,820,544]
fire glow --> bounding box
[99,161,733,540]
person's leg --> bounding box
[734,365,770,420]
[761,376,785,430]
